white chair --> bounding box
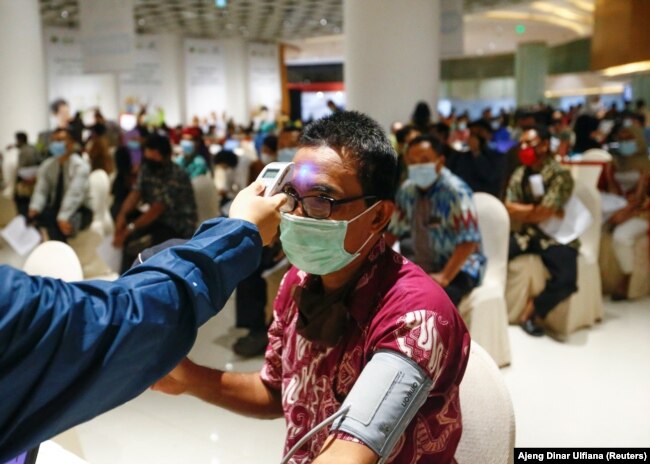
[23,241,83,281]
[68,169,114,278]
[506,182,604,336]
[458,193,512,367]
[600,230,650,299]
[455,341,515,464]
[566,149,612,188]
[88,169,114,237]
[192,174,221,224]
[0,150,18,227]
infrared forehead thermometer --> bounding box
[257,161,294,196]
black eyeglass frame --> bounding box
[281,188,378,220]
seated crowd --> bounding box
[1,96,648,350]
[0,96,648,462]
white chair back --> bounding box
[88,169,114,236]
[192,174,220,224]
[473,193,510,290]
[1,149,18,197]
[23,241,83,281]
[455,341,515,464]
[573,182,601,264]
[569,150,611,188]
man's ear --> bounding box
[370,200,395,233]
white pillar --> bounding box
[222,38,250,125]
[344,0,440,130]
[158,33,186,126]
[0,0,48,147]
[631,73,650,104]
[515,42,549,107]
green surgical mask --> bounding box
[279,202,379,275]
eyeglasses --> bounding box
[520,139,540,149]
[281,187,377,219]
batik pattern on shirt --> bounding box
[260,238,471,463]
[390,167,486,281]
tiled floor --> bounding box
[2,240,649,463]
[73,295,650,463]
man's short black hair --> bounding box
[407,134,445,158]
[50,98,69,115]
[262,134,278,153]
[144,133,172,159]
[213,150,239,168]
[395,125,416,144]
[52,127,74,139]
[432,122,451,142]
[469,119,493,134]
[299,111,398,202]
[15,132,28,144]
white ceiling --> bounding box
[39,0,595,56]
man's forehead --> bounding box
[291,146,355,193]
[520,129,539,142]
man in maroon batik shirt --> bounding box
[153,111,471,464]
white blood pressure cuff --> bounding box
[330,350,432,460]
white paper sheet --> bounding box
[538,195,593,245]
[17,166,39,180]
[0,215,42,256]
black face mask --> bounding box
[293,269,369,347]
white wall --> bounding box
[0,0,48,147]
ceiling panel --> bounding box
[39,0,540,41]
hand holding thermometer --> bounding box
[257,162,294,197]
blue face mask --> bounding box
[619,140,638,157]
[49,141,67,158]
[180,140,195,155]
[408,163,438,189]
[279,203,379,275]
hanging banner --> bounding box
[118,35,164,114]
[440,0,464,58]
[79,0,136,73]
[184,38,227,122]
[43,27,119,122]
[247,42,281,113]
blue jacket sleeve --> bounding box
[0,218,262,460]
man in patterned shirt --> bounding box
[505,125,578,336]
[389,134,486,306]
[152,112,470,463]
[113,134,198,272]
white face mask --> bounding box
[408,163,438,189]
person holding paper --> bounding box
[0,182,287,461]
[505,126,579,336]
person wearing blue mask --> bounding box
[175,130,209,180]
[152,111,470,464]
[28,127,92,242]
[389,134,486,307]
